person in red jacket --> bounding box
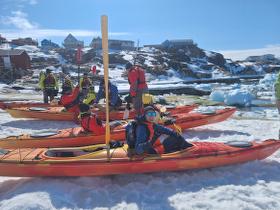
[79,103,105,135]
[59,85,80,113]
[125,62,148,116]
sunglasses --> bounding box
[145,111,156,117]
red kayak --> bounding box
[0,139,279,177]
[6,104,198,121]
[0,108,236,148]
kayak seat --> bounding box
[29,107,48,111]
[0,149,9,155]
[225,141,253,148]
[30,130,58,138]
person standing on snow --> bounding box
[39,68,59,103]
[125,62,148,116]
[275,72,280,114]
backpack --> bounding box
[125,120,138,149]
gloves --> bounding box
[163,118,176,125]
[109,141,124,148]
[126,103,131,110]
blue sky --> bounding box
[0,0,280,52]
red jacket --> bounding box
[80,114,105,135]
[59,86,80,112]
[128,66,148,97]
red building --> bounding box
[0,49,31,70]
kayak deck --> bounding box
[0,108,236,148]
[0,140,279,177]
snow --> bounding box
[226,89,254,107]
[210,90,225,102]
[0,77,280,209]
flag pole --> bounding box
[101,15,111,160]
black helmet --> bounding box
[125,62,133,70]
[79,103,90,113]
[46,68,52,74]
[144,106,156,113]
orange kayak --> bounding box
[0,139,279,177]
[0,101,56,110]
[0,108,236,148]
[6,104,198,121]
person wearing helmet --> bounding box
[125,62,148,116]
[79,103,105,135]
[59,85,80,113]
[133,106,192,155]
[40,68,59,103]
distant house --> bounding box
[246,54,276,62]
[0,49,31,70]
[0,35,8,45]
[90,37,135,50]
[41,39,60,50]
[144,39,195,49]
[10,37,38,46]
[63,34,84,49]
[161,39,194,48]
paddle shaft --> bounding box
[101,15,111,159]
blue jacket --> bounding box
[135,117,182,155]
[95,83,119,107]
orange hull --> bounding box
[6,104,198,121]
[0,108,236,148]
[0,101,58,109]
[0,139,279,177]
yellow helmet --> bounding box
[142,93,154,105]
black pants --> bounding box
[43,89,56,104]
[163,136,193,153]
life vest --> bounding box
[80,113,105,135]
[60,86,80,112]
[144,122,165,154]
[63,79,73,90]
[39,72,46,90]
[125,120,164,154]
[44,74,56,89]
[83,91,96,105]
[128,66,148,91]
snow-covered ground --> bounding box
[1,74,280,209]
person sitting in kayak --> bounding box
[94,80,122,109]
[59,85,80,113]
[134,106,193,155]
[79,103,105,135]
